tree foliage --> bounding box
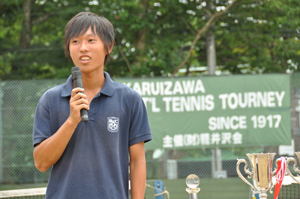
[0,0,299,80]
[216,0,300,74]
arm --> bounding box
[129,141,147,199]
[33,88,89,172]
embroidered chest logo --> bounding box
[107,117,119,133]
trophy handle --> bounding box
[270,157,283,194]
[286,157,300,183]
[272,158,280,176]
[236,159,255,191]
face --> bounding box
[69,27,111,73]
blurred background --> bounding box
[0,0,300,199]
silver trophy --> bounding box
[185,174,200,199]
[285,152,300,183]
[236,153,277,199]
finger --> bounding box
[71,98,90,109]
[71,88,84,97]
[68,103,89,124]
[69,99,89,122]
[71,103,89,112]
[71,92,88,102]
[70,89,88,104]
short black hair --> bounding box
[64,12,115,65]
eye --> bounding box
[89,39,96,42]
[71,39,79,43]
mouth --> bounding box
[79,56,91,63]
[80,56,91,61]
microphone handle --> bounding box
[80,108,89,122]
[73,76,89,122]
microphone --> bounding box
[71,67,89,122]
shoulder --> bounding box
[112,81,142,101]
[38,83,66,105]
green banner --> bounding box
[115,74,291,150]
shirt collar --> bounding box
[61,71,114,97]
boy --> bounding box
[33,12,152,199]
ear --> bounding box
[107,41,114,54]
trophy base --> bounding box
[188,193,198,199]
[186,188,200,199]
[259,192,268,199]
[185,188,200,194]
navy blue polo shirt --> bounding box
[33,72,152,199]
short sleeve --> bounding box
[128,92,152,146]
[32,92,53,147]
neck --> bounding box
[81,70,105,91]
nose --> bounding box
[80,41,89,52]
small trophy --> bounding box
[286,152,300,183]
[236,153,277,199]
[185,174,200,199]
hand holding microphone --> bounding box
[71,67,89,122]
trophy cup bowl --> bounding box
[285,152,300,183]
[236,153,276,199]
[185,174,200,199]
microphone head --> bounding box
[72,67,81,79]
